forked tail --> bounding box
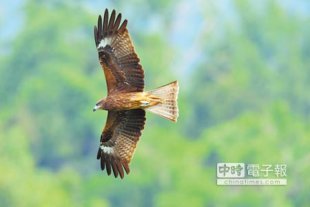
[146,81,179,122]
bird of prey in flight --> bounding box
[93,9,179,179]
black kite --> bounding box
[93,9,179,179]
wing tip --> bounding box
[103,159,130,179]
[96,9,128,41]
[98,149,131,179]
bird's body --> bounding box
[93,9,179,179]
[96,91,161,111]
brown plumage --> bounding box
[93,9,179,179]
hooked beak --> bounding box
[93,105,100,112]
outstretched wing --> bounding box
[94,9,144,93]
[96,109,145,179]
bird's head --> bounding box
[93,98,106,112]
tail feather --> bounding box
[146,81,179,122]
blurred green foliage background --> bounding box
[0,0,309,206]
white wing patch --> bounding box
[97,37,113,49]
[100,145,114,154]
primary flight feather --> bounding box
[93,9,179,179]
